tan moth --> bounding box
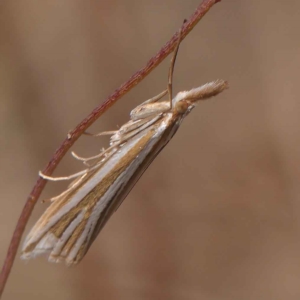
[21,31,228,265]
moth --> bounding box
[21,32,228,265]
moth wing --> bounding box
[21,115,169,265]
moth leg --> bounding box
[39,134,127,182]
[39,169,90,181]
[118,117,153,135]
[130,90,170,120]
[130,89,168,119]
[137,89,168,107]
[71,151,103,162]
[42,173,88,203]
[39,154,111,181]
[83,130,117,137]
[83,94,168,138]
[116,115,159,139]
[130,101,170,120]
[40,112,160,182]
[111,114,162,145]
[39,158,102,181]
[70,141,118,163]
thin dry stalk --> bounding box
[0,0,223,297]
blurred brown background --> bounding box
[1,1,300,299]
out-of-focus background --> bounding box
[1,1,300,299]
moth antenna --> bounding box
[168,22,185,109]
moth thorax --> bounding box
[174,100,189,114]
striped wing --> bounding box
[21,112,178,265]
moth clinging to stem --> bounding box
[21,28,228,265]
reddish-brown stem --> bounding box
[0,0,223,297]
